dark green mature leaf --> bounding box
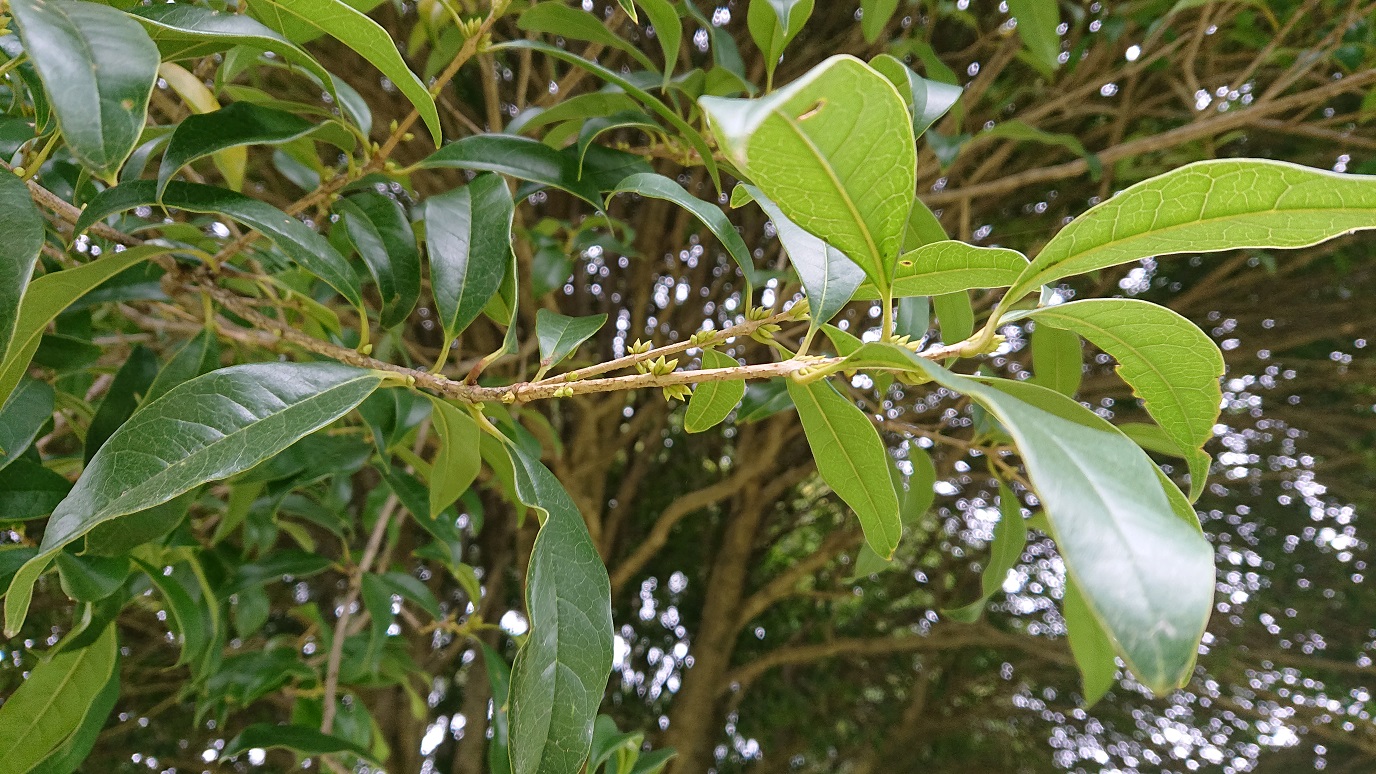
[421,134,649,209]
[856,241,1028,300]
[0,171,44,359]
[505,443,613,774]
[636,0,681,82]
[483,642,515,774]
[133,555,219,673]
[903,199,947,252]
[336,191,421,329]
[9,0,159,179]
[426,396,480,519]
[736,379,794,422]
[933,291,974,343]
[247,0,441,144]
[424,174,515,344]
[610,173,761,286]
[222,724,381,765]
[3,363,383,635]
[0,377,54,473]
[83,489,196,558]
[519,3,656,72]
[0,458,71,522]
[1030,323,1083,397]
[860,0,899,43]
[1007,0,1062,71]
[747,0,814,85]
[839,344,1213,692]
[158,102,325,198]
[870,54,962,138]
[943,483,1028,622]
[144,327,220,404]
[894,296,930,340]
[85,344,159,462]
[76,181,363,309]
[685,349,745,433]
[701,56,915,291]
[0,245,169,404]
[0,622,118,772]
[1064,578,1117,705]
[536,310,607,373]
[55,553,129,602]
[787,378,901,558]
[1001,160,1376,309]
[1011,299,1222,501]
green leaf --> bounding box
[609,173,760,286]
[425,396,480,519]
[0,622,118,772]
[10,0,159,180]
[787,378,901,558]
[76,180,363,310]
[1007,0,1062,71]
[1011,299,1222,501]
[85,344,159,463]
[0,377,54,473]
[83,488,196,558]
[0,245,168,405]
[134,556,219,672]
[55,552,130,602]
[685,349,745,433]
[738,184,864,333]
[943,482,1028,622]
[976,120,1100,178]
[1064,577,1117,706]
[869,54,963,138]
[855,241,1029,300]
[636,0,681,82]
[903,198,948,252]
[519,3,656,72]
[336,191,422,330]
[482,642,515,774]
[536,310,607,373]
[1118,422,1189,459]
[247,0,441,144]
[222,724,381,765]
[158,102,327,198]
[747,0,814,84]
[0,458,72,522]
[422,135,613,209]
[860,0,899,43]
[144,326,220,404]
[25,656,119,774]
[424,174,515,344]
[4,363,382,636]
[933,291,974,344]
[838,343,1213,693]
[894,296,930,340]
[736,379,794,423]
[0,170,44,361]
[1030,323,1083,397]
[700,56,915,291]
[1003,160,1376,309]
[505,443,613,774]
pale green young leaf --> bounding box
[747,0,815,83]
[10,0,158,180]
[609,173,761,286]
[854,241,1029,300]
[505,443,613,774]
[1007,0,1062,71]
[536,310,608,372]
[943,482,1028,622]
[423,174,515,343]
[3,363,382,636]
[25,659,119,774]
[426,397,481,519]
[685,349,746,433]
[870,54,963,138]
[1011,299,1222,501]
[247,0,441,144]
[787,378,901,558]
[1004,160,1376,308]
[1064,578,1118,706]
[700,56,915,291]
[1030,323,1083,397]
[0,171,44,361]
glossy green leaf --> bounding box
[1003,160,1376,309]
[426,396,480,519]
[943,482,1028,622]
[0,245,167,405]
[519,3,656,72]
[10,0,158,179]
[787,378,901,558]
[636,0,681,82]
[860,0,899,42]
[574,111,662,176]
[609,173,760,286]
[685,349,746,433]
[1118,422,1190,459]
[0,377,54,473]
[505,443,613,774]
[84,344,159,463]
[483,642,515,774]
[134,556,219,672]
[870,54,963,138]
[359,572,393,674]
[510,93,643,137]
[838,343,1213,692]
[3,363,382,636]
[0,622,118,772]
[536,310,607,373]
[740,184,864,333]
[856,241,1029,300]
[894,296,930,340]
[247,0,441,144]
[1064,577,1117,705]
[977,120,1100,178]
[0,458,71,522]
[222,724,381,765]
[1007,0,1062,71]
[700,56,915,291]
[1030,323,1083,397]
[422,135,610,209]
[144,327,220,404]
[903,199,947,252]
[84,489,196,558]
[336,191,422,330]
[55,552,129,602]
[0,170,44,360]
[76,180,363,309]
[1011,299,1222,501]
[25,657,119,774]
[747,0,814,84]
[158,102,324,198]
[933,291,974,343]
[424,174,515,344]
[736,379,795,423]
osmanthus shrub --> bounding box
[0,0,1373,772]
